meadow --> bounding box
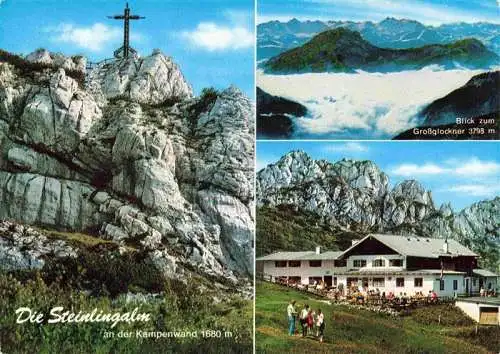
[256,281,500,354]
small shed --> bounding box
[455,297,500,325]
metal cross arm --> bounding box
[107,3,145,58]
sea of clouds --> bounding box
[257,66,490,139]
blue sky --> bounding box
[257,141,500,211]
[258,0,499,25]
[0,0,254,97]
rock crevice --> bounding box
[0,49,254,281]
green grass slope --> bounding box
[0,227,253,353]
[256,206,362,257]
[256,282,500,354]
[264,28,498,73]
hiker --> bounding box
[316,309,325,343]
[300,304,309,337]
[287,300,297,336]
[307,309,314,336]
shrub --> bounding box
[40,246,166,297]
[412,304,474,326]
[0,270,252,353]
[191,87,219,118]
[149,95,184,108]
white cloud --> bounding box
[47,23,122,52]
[455,158,500,176]
[322,142,369,153]
[181,22,253,52]
[257,67,485,138]
[180,11,253,52]
[391,158,500,178]
[444,184,500,197]
[392,163,446,176]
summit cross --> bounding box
[107,3,145,58]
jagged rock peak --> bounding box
[392,180,434,205]
[86,49,193,106]
[0,48,254,281]
[278,150,315,165]
[256,153,498,270]
[25,48,87,72]
[439,202,454,217]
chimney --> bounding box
[315,246,321,255]
[443,239,449,253]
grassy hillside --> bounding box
[256,282,500,354]
[256,206,362,257]
[0,227,253,353]
[264,28,497,73]
[0,271,253,353]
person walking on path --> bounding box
[316,309,325,343]
[287,300,297,336]
[300,304,309,337]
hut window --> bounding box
[309,260,322,267]
[396,277,405,287]
[353,259,367,268]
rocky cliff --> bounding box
[0,49,254,286]
[257,151,499,268]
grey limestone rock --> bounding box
[0,49,254,282]
[257,151,499,254]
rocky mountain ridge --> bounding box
[257,151,499,268]
[0,49,254,286]
[264,28,498,73]
[257,17,500,60]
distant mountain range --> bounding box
[256,151,500,270]
[258,17,500,61]
[263,28,498,73]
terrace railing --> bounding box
[85,58,115,71]
[259,272,456,311]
